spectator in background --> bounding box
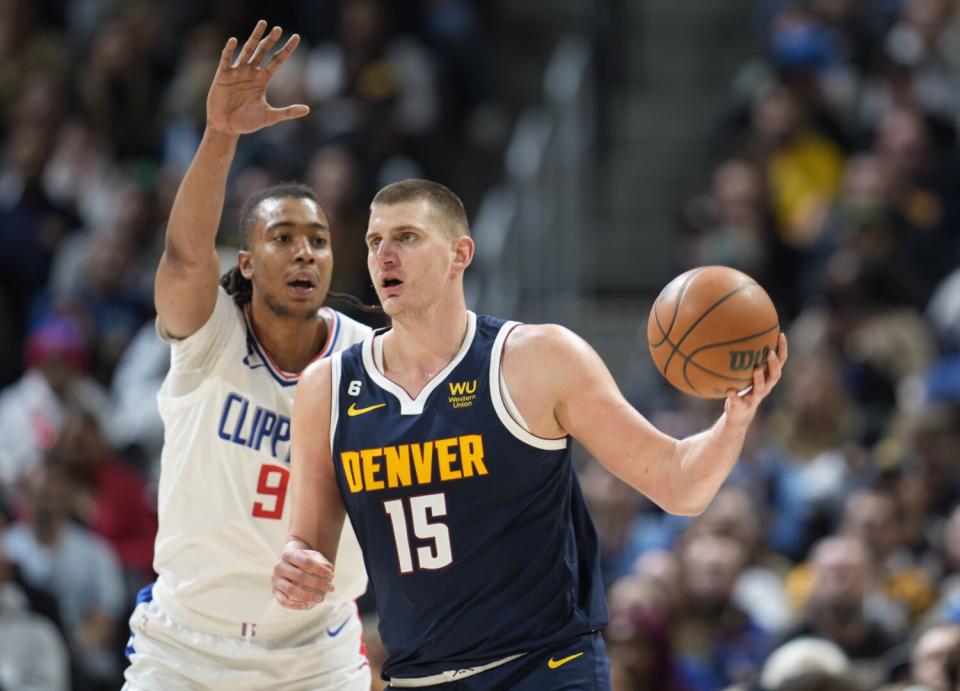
[78,16,159,159]
[862,0,960,130]
[4,462,125,691]
[872,107,960,289]
[606,599,680,691]
[0,123,78,383]
[689,485,793,634]
[0,314,113,490]
[580,460,650,588]
[40,117,114,231]
[0,531,70,691]
[106,320,169,475]
[804,153,933,310]
[606,551,683,691]
[40,224,151,382]
[839,487,936,627]
[581,457,698,589]
[681,158,773,286]
[764,348,861,559]
[926,504,960,625]
[161,21,232,176]
[781,536,902,687]
[749,82,846,249]
[758,636,853,691]
[904,405,960,521]
[305,0,440,177]
[49,408,156,595]
[909,622,960,691]
[306,141,372,299]
[672,532,771,691]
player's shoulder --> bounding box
[326,308,374,351]
[504,322,582,358]
[158,285,244,344]
[300,354,334,392]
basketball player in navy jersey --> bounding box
[273,179,787,689]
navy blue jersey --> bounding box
[330,312,608,680]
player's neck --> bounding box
[248,297,328,373]
[384,300,469,388]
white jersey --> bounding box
[152,287,371,639]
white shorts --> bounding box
[123,592,370,691]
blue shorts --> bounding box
[388,631,610,690]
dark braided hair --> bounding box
[219,182,382,315]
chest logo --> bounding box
[347,402,386,417]
[448,380,477,409]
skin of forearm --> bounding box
[163,127,238,266]
[669,413,750,516]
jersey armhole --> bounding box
[490,322,567,451]
[329,352,343,453]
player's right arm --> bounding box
[272,358,344,609]
[155,21,309,338]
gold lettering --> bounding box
[340,452,363,493]
[361,448,384,491]
[411,442,434,484]
[459,435,488,477]
[385,444,412,488]
[436,438,461,481]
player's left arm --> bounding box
[272,358,343,609]
[502,325,787,516]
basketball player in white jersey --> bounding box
[123,22,371,690]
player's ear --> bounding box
[451,235,474,273]
[238,250,254,280]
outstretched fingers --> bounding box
[218,36,238,71]
[267,103,310,124]
[248,25,283,66]
[265,33,302,76]
[235,20,268,65]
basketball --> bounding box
[647,266,779,398]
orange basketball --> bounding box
[647,266,779,398]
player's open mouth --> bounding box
[383,278,402,288]
[287,276,317,297]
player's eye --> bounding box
[275,233,290,243]
[312,236,327,247]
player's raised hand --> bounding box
[207,20,309,136]
[272,540,336,610]
[724,331,788,426]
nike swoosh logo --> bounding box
[347,402,386,417]
[326,617,351,637]
[242,355,265,370]
[547,652,584,669]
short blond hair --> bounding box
[372,178,469,238]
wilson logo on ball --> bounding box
[647,266,780,398]
[729,346,770,372]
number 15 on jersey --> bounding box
[384,493,453,573]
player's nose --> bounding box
[373,240,398,266]
[292,236,316,262]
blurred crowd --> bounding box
[596,0,960,690]
[0,0,490,689]
[4,0,960,690]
